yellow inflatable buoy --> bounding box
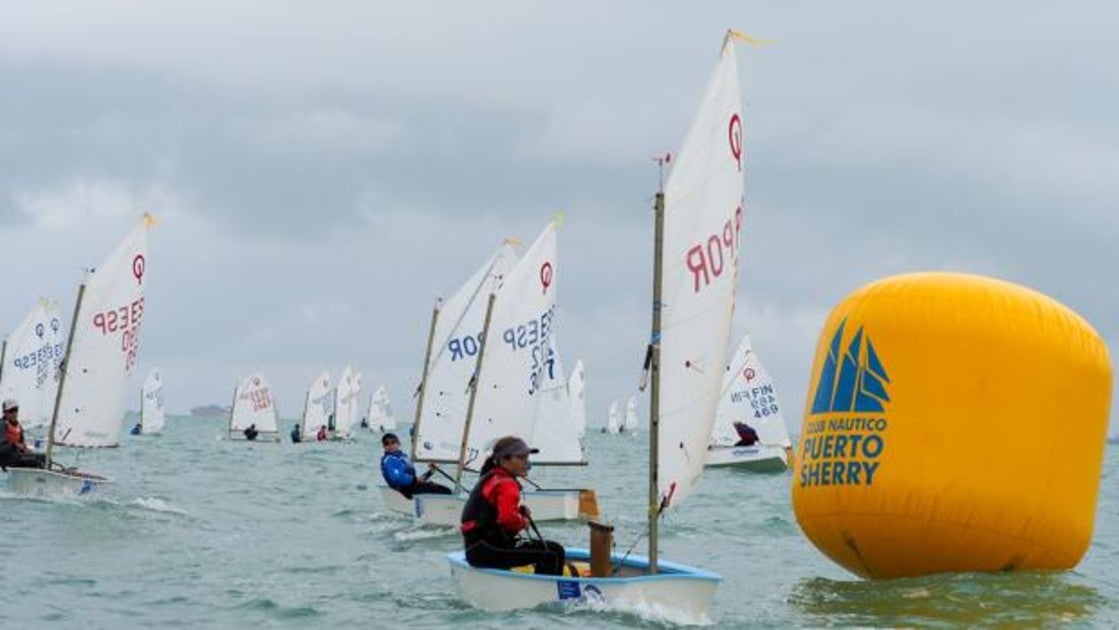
[791,272,1112,579]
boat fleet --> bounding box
[1,30,794,622]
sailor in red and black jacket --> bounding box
[459,436,565,576]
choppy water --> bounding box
[3,416,1118,628]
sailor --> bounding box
[359,416,369,429]
[459,436,565,575]
[243,423,259,441]
[290,423,302,443]
[130,422,142,436]
[380,432,452,498]
[0,399,46,470]
[316,425,328,441]
[733,421,759,446]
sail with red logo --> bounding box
[54,217,150,448]
[229,371,279,440]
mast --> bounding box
[228,385,237,436]
[138,381,144,432]
[301,387,311,437]
[410,298,442,461]
[0,339,7,383]
[648,190,666,573]
[45,283,87,468]
[455,292,497,489]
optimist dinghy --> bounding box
[7,216,153,498]
[446,31,757,619]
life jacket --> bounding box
[460,468,520,547]
[4,421,22,446]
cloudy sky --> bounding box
[1,2,1115,434]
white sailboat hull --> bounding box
[379,486,599,526]
[704,443,787,472]
[447,548,719,621]
[5,467,111,498]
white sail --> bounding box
[230,372,278,435]
[140,369,166,434]
[567,359,586,439]
[301,371,332,439]
[413,242,518,462]
[333,365,357,438]
[0,298,64,429]
[710,333,790,448]
[369,384,396,431]
[657,38,744,508]
[54,218,151,447]
[464,219,584,465]
[348,370,363,435]
[624,394,639,432]
[606,401,620,433]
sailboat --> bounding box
[603,400,621,434]
[0,298,64,430]
[332,365,359,440]
[567,360,586,440]
[229,372,279,441]
[413,218,598,526]
[622,394,639,433]
[368,384,396,432]
[380,240,517,518]
[135,369,166,435]
[447,31,751,619]
[300,371,332,441]
[7,216,153,497]
[705,333,792,470]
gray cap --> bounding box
[492,436,539,459]
[2,398,18,412]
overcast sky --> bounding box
[1,2,1115,434]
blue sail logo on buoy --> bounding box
[810,320,891,414]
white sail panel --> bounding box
[55,219,151,447]
[465,219,583,465]
[333,365,356,438]
[567,359,586,439]
[657,40,743,507]
[369,384,396,431]
[302,371,332,439]
[0,298,64,429]
[230,372,278,435]
[141,369,166,434]
[710,334,790,448]
[624,395,639,432]
[414,242,518,462]
[346,370,363,436]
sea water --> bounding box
[2,416,1117,628]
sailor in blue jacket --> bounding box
[380,433,453,498]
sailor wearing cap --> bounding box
[459,436,565,575]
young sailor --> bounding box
[290,423,301,443]
[0,399,46,470]
[459,436,565,575]
[380,432,451,498]
[243,423,259,441]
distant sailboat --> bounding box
[622,394,639,433]
[301,371,332,441]
[229,372,279,441]
[0,298,64,430]
[368,385,396,432]
[705,333,792,471]
[136,369,166,435]
[7,215,153,497]
[332,365,359,440]
[604,400,621,433]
